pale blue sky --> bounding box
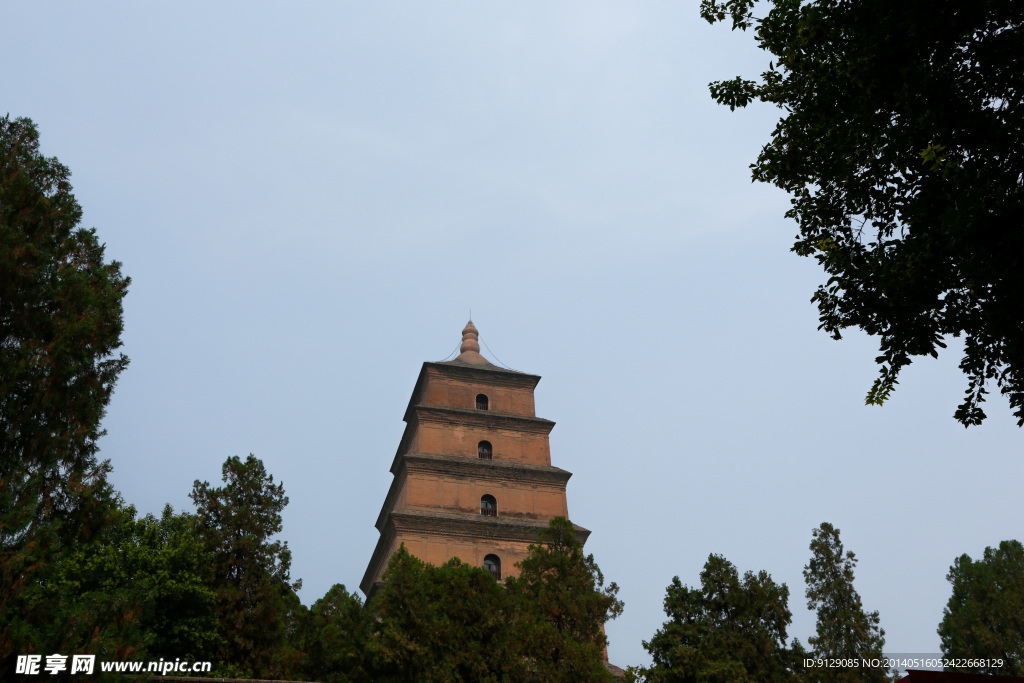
[4,2,1021,668]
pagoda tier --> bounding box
[360,322,589,597]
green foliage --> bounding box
[702,0,1024,426]
[269,587,312,678]
[505,517,622,681]
[369,546,517,682]
[0,114,129,673]
[642,554,803,683]
[122,505,220,660]
[803,523,887,682]
[303,584,372,683]
[364,518,621,682]
[3,503,218,681]
[4,504,140,672]
[190,454,301,678]
[938,540,1024,675]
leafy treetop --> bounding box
[938,539,1024,675]
[367,517,621,682]
[0,114,129,672]
[804,523,888,682]
[701,0,1024,426]
[190,454,301,678]
[369,547,518,682]
[505,516,623,681]
[641,554,803,683]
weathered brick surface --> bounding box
[420,371,537,416]
[402,472,568,519]
[409,417,552,466]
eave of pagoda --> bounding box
[374,452,573,531]
[403,361,542,419]
[360,508,591,597]
[390,406,556,475]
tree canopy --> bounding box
[938,539,1024,675]
[803,523,888,682]
[302,583,372,683]
[641,554,803,683]
[505,516,623,681]
[40,505,218,661]
[190,454,301,678]
[701,0,1024,426]
[0,115,129,672]
[369,547,518,682]
[366,517,621,682]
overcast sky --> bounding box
[4,2,1021,669]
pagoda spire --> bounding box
[455,319,488,364]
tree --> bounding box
[701,0,1024,426]
[803,523,888,682]
[26,504,220,665]
[364,518,621,682]
[190,454,301,678]
[504,516,623,681]
[118,505,220,661]
[938,540,1024,675]
[642,554,803,683]
[303,584,372,683]
[4,504,143,674]
[271,586,312,678]
[0,115,129,671]
[368,546,518,682]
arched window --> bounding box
[481,494,497,516]
[476,393,489,410]
[478,441,492,459]
[483,554,501,580]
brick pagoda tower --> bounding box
[360,320,590,597]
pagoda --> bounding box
[360,320,590,597]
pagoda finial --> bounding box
[455,319,488,363]
[460,320,480,354]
